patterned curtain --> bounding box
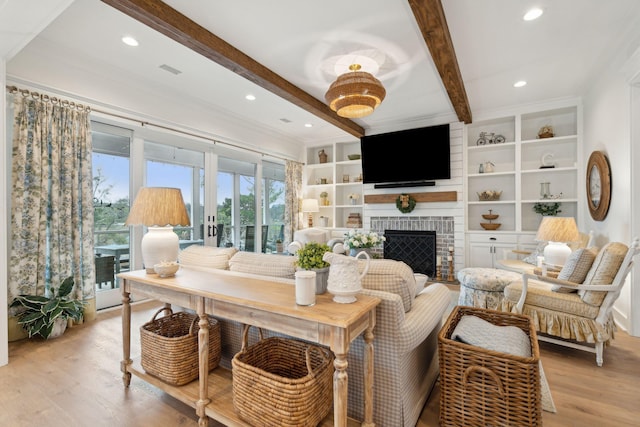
[284,160,303,244]
[9,93,95,320]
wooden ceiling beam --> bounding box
[408,0,472,124]
[101,0,365,138]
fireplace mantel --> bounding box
[363,191,457,204]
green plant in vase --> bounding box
[294,242,331,294]
[9,276,85,339]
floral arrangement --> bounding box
[344,229,385,249]
[533,202,562,216]
[348,193,360,200]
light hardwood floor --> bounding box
[3,298,640,427]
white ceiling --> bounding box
[3,0,640,156]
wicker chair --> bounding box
[502,237,639,366]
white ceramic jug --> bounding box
[323,251,370,303]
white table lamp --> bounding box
[125,187,191,273]
[535,216,580,267]
[301,198,319,228]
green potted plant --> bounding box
[294,242,331,294]
[9,276,85,339]
[275,238,284,253]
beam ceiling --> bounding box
[101,0,471,139]
[409,0,472,124]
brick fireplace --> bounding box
[369,216,456,278]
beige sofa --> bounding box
[178,246,451,427]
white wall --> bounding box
[582,34,640,334]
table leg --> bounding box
[196,298,210,427]
[333,353,348,427]
[362,325,375,427]
[121,285,132,387]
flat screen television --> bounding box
[360,123,450,187]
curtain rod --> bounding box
[6,84,299,164]
[6,85,91,112]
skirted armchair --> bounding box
[501,238,639,366]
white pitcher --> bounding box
[323,251,370,303]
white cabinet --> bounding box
[304,141,363,229]
[464,101,581,267]
[467,233,518,268]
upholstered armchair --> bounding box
[501,237,639,366]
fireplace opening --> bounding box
[383,230,436,276]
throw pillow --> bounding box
[579,242,628,306]
[522,242,547,265]
[178,245,238,270]
[228,251,297,279]
[552,247,598,292]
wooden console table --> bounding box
[119,268,380,427]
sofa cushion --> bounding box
[358,259,416,312]
[504,280,600,319]
[228,251,297,279]
[552,247,597,292]
[178,245,238,270]
[579,242,628,306]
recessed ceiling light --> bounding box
[121,36,139,47]
[523,8,543,21]
[514,80,527,88]
[245,94,256,101]
[304,123,313,128]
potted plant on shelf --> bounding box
[294,242,331,294]
[275,239,284,253]
[9,276,85,339]
[349,193,360,205]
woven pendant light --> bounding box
[325,64,386,118]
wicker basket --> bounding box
[438,306,541,427]
[232,325,334,427]
[140,308,221,386]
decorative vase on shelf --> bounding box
[318,149,328,164]
[540,182,551,199]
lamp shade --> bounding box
[325,64,386,118]
[535,217,580,267]
[125,187,190,273]
[301,198,320,213]
[125,187,191,227]
[535,217,580,243]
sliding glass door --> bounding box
[91,121,285,310]
[92,122,132,309]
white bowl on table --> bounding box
[153,262,180,278]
